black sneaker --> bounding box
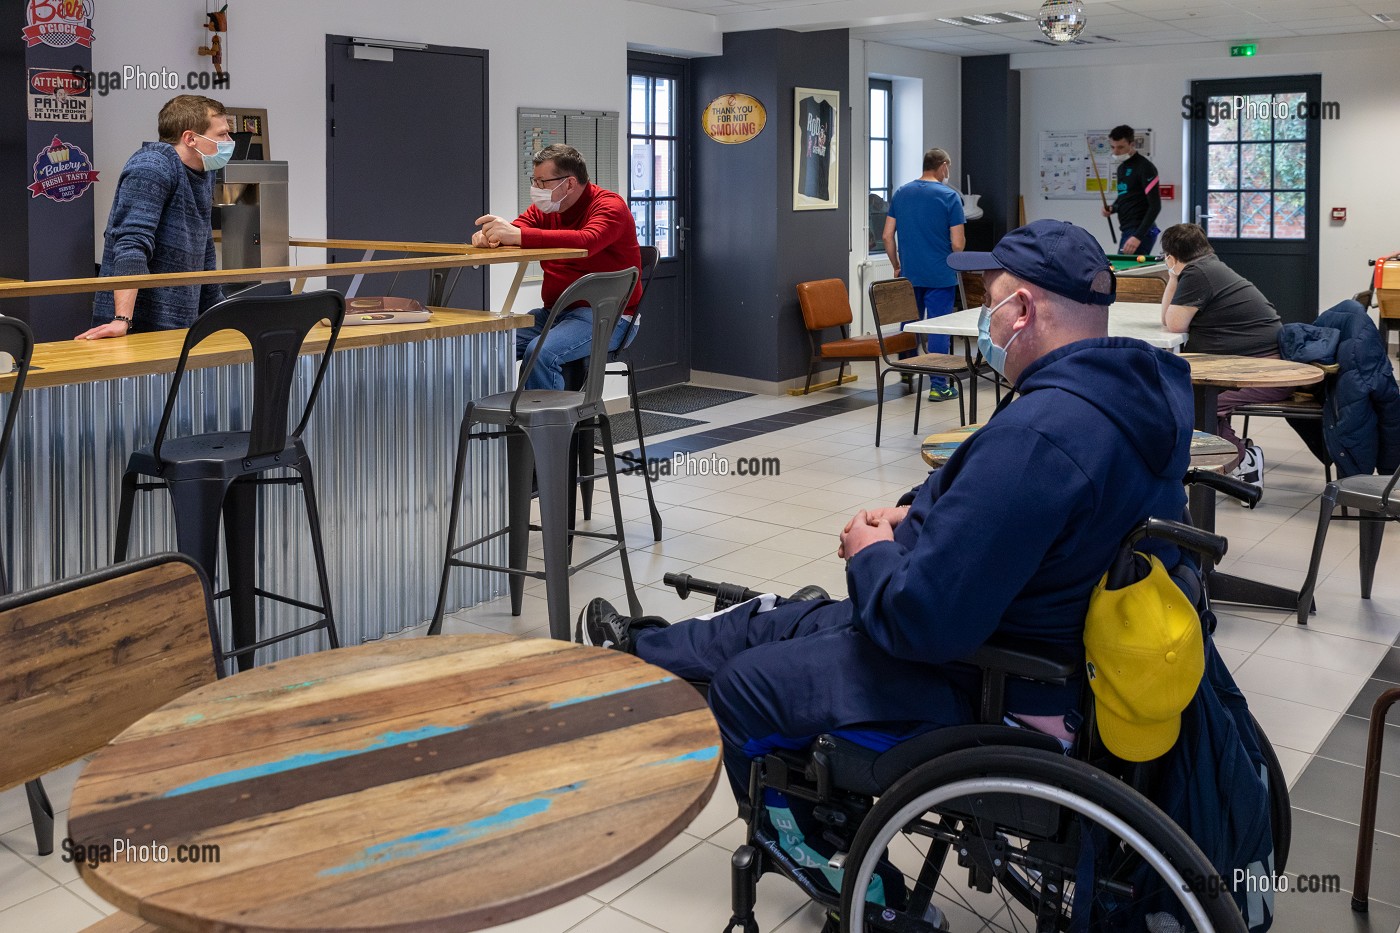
[576,598,631,651]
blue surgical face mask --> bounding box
[976,291,1022,378]
[193,132,235,172]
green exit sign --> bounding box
[1231,44,1257,57]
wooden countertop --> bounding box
[1,308,530,392]
[0,247,583,300]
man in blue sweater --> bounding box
[77,95,232,340]
[578,220,1194,800]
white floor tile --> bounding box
[567,906,669,933]
[0,810,77,885]
[586,833,702,904]
[705,545,819,581]
[1245,693,1343,755]
[0,886,104,933]
[1235,654,1368,712]
[611,842,808,933]
[0,845,60,912]
[1255,625,1391,675]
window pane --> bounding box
[1274,192,1306,239]
[1274,142,1306,190]
[654,200,674,259]
[1274,92,1306,140]
[654,78,673,137]
[654,139,672,198]
[1239,192,1272,239]
[870,140,889,190]
[630,76,649,136]
[870,88,888,138]
[630,140,653,198]
[631,202,649,247]
[1207,96,1238,142]
[870,188,889,252]
[1241,95,1271,141]
[1207,144,1238,190]
[1208,192,1238,239]
[1240,143,1272,189]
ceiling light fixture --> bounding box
[1372,12,1394,23]
[1038,0,1087,42]
[1001,11,1036,21]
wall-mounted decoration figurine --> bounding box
[198,4,227,75]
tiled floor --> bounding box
[4,365,1400,932]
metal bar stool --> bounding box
[1352,686,1399,913]
[113,290,346,675]
[429,269,643,641]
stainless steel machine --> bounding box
[215,160,289,283]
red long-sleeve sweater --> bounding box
[514,184,643,313]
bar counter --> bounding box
[1,309,528,655]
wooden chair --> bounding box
[0,555,219,867]
[868,278,972,444]
[956,269,987,311]
[797,279,913,395]
[1115,275,1166,303]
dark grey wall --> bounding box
[961,55,1021,245]
[1,6,96,339]
[691,28,849,384]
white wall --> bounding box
[89,0,720,307]
[847,39,961,332]
[1014,32,1400,310]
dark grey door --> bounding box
[1187,75,1321,323]
[627,53,690,388]
[326,37,487,309]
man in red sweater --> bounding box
[475,144,642,390]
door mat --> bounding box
[608,411,705,444]
[637,385,753,415]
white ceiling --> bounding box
[633,0,1400,55]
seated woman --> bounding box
[1159,223,1285,488]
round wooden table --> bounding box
[1182,353,1325,611]
[921,423,1238,473]
[67,635,719,932]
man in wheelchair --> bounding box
[579,222,1278,932]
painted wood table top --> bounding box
[1181,353,1325,390]
[67,634,720,933]
[0,308,530,392]
[921,424,1238,473]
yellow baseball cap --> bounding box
[1084,553,1205,762]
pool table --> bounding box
[1108,253,1169,279]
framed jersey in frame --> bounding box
[793,87,839,211]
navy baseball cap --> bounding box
[948,219,1116,306]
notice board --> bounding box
[1039,128,1153,199]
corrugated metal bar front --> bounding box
[0,330,512,661]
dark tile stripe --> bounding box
[623,391,882,460]
[68,681,703,846]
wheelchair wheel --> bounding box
[1250,714,1291,875]
[839,747,1248,933]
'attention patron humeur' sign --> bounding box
[702,93,766,144]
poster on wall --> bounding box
[22,0,95,48]
[1040,128,1153,199]
[28,136,99,202]
[27,68,92,122]
[793,87,839,211]
[702,93,767,145]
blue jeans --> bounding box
[514,305,631,391]
[1119,226,1160,256]
[907,285,958,386]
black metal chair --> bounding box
[429,269,642,641]
[570,245,664,541]
[113,290,346,675]
[1295,466,1400,625]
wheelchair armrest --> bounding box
[1184,468,1262,508]
[968,635,1079,684]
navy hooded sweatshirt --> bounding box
[846,337,1194,715]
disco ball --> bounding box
[1038,0,1087,42]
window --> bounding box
[868,79,893,253]
[1204,92,1307,240]
[629,74,678,258]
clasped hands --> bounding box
[837,505,908,560]
[471,214,521,248]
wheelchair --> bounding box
[661,511,1291,933]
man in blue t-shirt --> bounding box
[882,148,966,401]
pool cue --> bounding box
[1086,140,1117,245]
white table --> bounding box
[907,302,1186,420]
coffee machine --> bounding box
[214,160,289,293]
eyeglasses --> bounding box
[530,175,568,188]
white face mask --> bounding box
[1111,151,1130,163]
[530,180,567,214]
